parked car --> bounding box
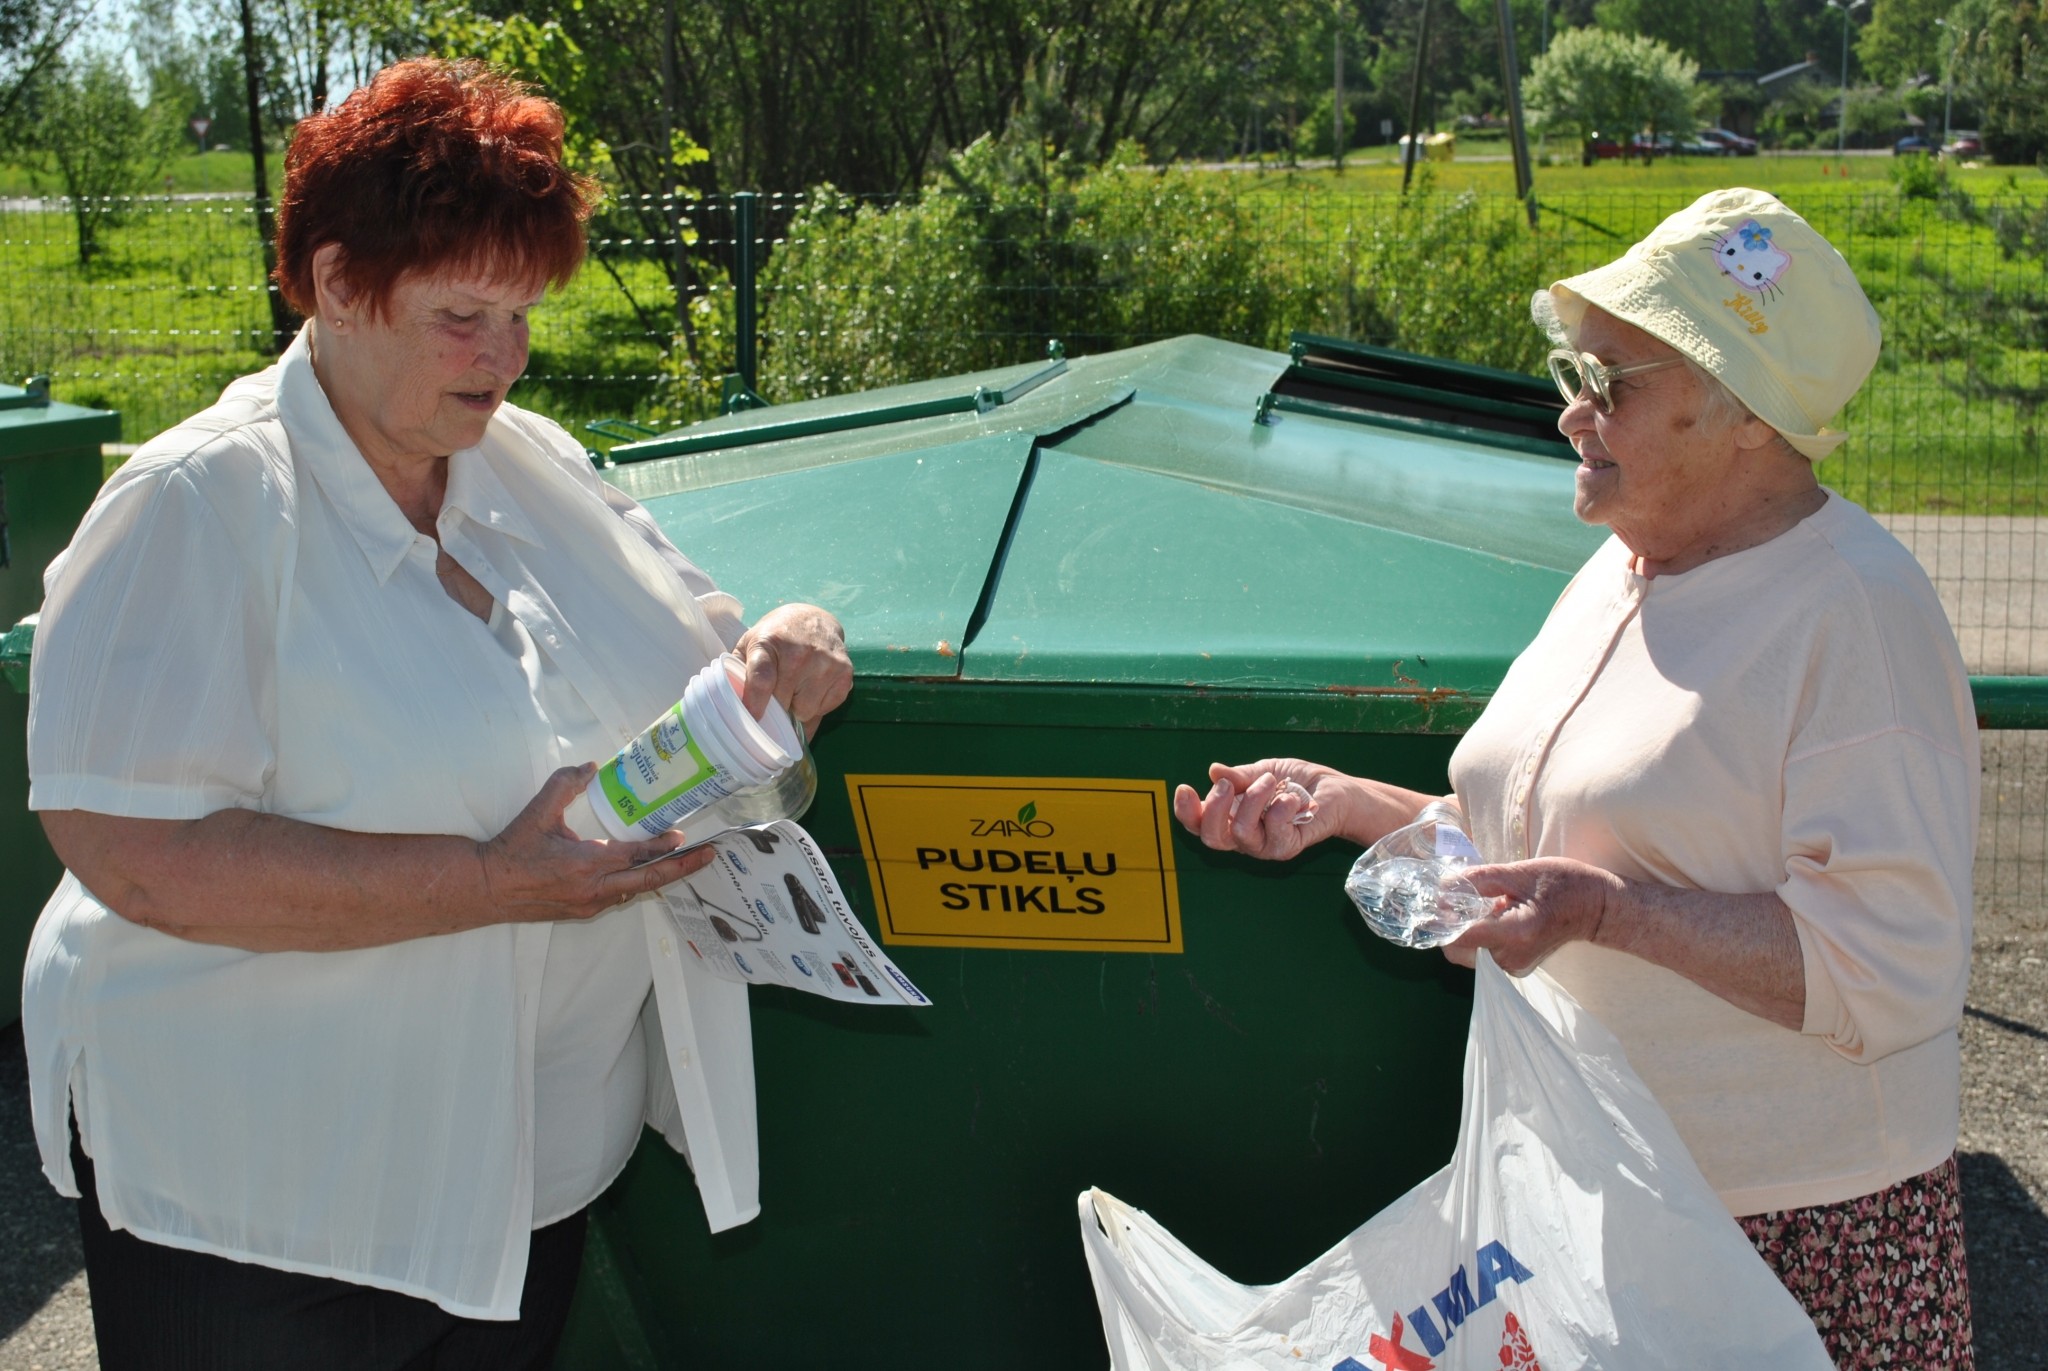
[1699,127,1759,156]
[1943,131,1984,158]
[1894,134,1936,156]
[1584,132,1625,161]
[1676,134,1727,156]
[1628,133,1672,158]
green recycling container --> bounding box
[0,381,118,1027]
[554,334,1606,1365]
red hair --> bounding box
[275,58,598,320]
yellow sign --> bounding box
[844,775,1183,953]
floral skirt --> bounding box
[1740,1155,1975,1370]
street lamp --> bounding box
[1826,0,1868,155]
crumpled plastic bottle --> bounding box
[1344,799,1494,949]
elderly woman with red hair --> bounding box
[22,58,849,1368]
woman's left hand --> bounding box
[733,603,853,731]
[1443,857,1622,975]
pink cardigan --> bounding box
[1451,492,1978,1216]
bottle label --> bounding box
[1435,824,1481,865]
[597,703,733,835]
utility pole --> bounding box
[1333,26,1345,172]
[1825,0,1868,155]
[662,0,685,336]
[237,0,294,354]
[1402,0,1434,193]
[1495,0,1536,226]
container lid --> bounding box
[0,380,121,462]
[621,336,1604,699]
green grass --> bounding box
[0,195,694,463]
[1202,157,2048,514]
[0,149,279,197]
[1219,145,2046,196]
[2,153,2043,513]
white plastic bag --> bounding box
[1080,954,1833,1370]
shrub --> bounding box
[756,187,996,399]
[1325,187,1548,371]
[1889,151,1946,202]
[757,138,1294,397]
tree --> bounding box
[263,0,417,117]
[1949,0,2047,163]
[131,0,257,151]
[405,0,1299,384]
[1842,83,1908,141]
[1759,0,1842,78]
[1370,0,1540,138]
[1593,0,1754,71]
[0,0,90,122]
[443,0,1287,198]
[1857,0,1955,86]
[21,52,173,265]
[1524,25,1699,157]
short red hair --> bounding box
[275,58,598,320]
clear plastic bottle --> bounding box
[1344,798,1493,949]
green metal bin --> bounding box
[0,382,117,1028]
[557,334,1605,1365]
[3,341,2039,1364]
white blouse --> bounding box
[486,600,655,1227]
[25,328,759,1319]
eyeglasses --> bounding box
[1546,348,1683,414]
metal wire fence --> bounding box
[2,183,2043,906]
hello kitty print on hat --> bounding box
[1712,218,1790,300]
[1536,188,1882,460]
[1708,217,1792,334]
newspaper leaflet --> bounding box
[663,820,930,1007]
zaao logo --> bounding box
[970,800,1054,839]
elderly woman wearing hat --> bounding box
[1176,189,1977,1367]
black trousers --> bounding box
[72,1123,587,1371]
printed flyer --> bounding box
[665,820,932,1007]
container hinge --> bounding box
[585,417,661,442]
[1253,392,1278,427]
[979,356,1069,413]
[720,374,769,415]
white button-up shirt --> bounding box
[24,329,761,1319]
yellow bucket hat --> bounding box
[1541,188,1881,460]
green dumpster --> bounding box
[0,381,117,1027]
[556,333,1604,1365]
[5,341,2039,1363]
